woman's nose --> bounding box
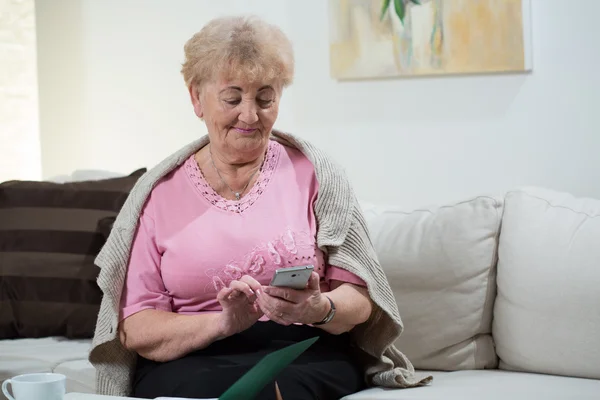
[239,101,259,125]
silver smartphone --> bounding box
[270,265,314,290]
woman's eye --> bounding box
[258,99,273,107]
[225,99,240,105]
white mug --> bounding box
[2,373,66,400]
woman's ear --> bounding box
[188,85,204,119]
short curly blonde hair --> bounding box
[181,15,294,90]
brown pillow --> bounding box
[0,168,146,339]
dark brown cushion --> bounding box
[0,168,146,339]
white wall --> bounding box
[0,0,41,181]
[36,0,600,208]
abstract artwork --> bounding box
[329,0,532,79]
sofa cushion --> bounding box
[0,169,146,339]
[494,187,600,380]
[54,359,95,394]
[362,196,502,370]
[343,370,600,399]
[0,337,92,385]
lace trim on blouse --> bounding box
[185,141,280,213]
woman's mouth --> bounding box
[233,127,257,135]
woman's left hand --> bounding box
[256,272,329,326]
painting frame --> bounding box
[328,0,533,80]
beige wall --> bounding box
[35,0,600,207]
[0,0,41,181]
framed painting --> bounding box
[329,0,533,79]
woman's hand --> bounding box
[216,275,264,338]
[257,272,329,326]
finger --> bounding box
[261,306,292,326]
[257,292,293,326]
[240,275,262,293]
[263,286,305,304]
[251,302,265,317]
[256,290,277,315]
[218,287,248,304]
[229,280,256,300]
[307,271,321,291]
[217,287,235,303]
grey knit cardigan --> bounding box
[88,130,432,395]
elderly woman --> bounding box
[89,15,429,400]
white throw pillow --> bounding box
[364,196,502,370]
[47,170,125,183]
[70,169,125,181]
[493,187,600,380]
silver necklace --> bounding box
[209,145,262,201]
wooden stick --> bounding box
[275,382,284,400]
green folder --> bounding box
[218,336,319,400]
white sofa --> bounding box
[2,187,599,399]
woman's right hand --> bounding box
[216,275,264,338]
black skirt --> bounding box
[132,321,366,400]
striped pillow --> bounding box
[0,168,146,339]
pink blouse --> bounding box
[120,140,366,321]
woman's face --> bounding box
[190,76,281,163]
